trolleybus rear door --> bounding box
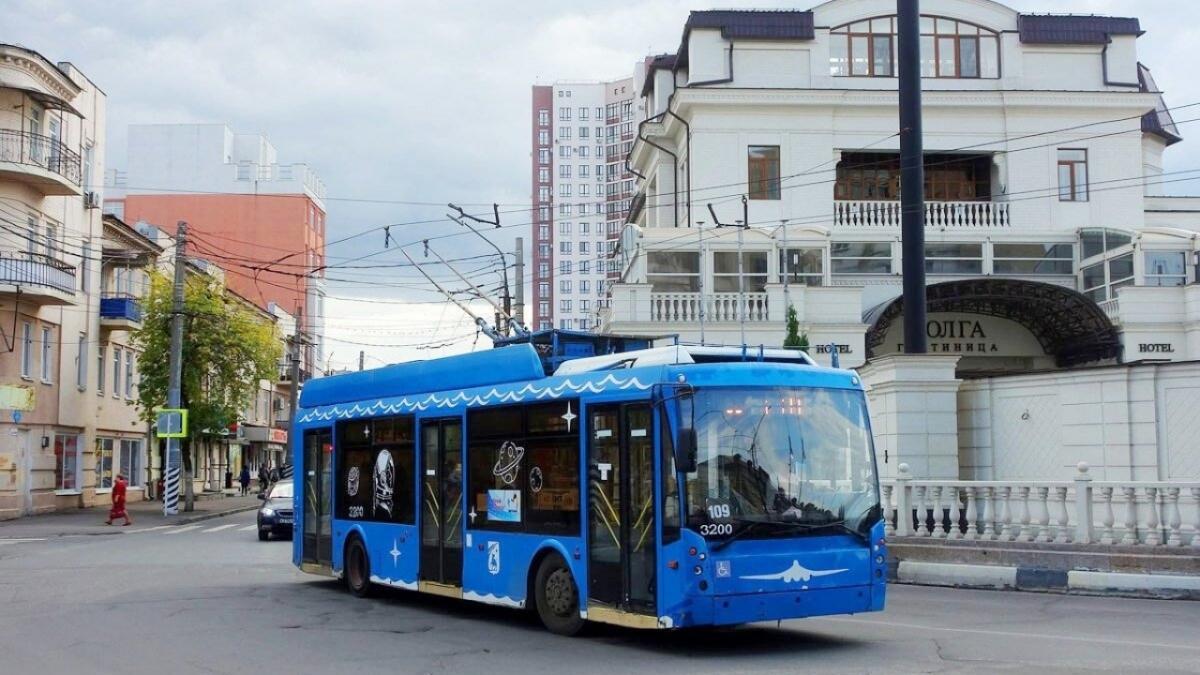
[420,419,464,586]
[302,428,333,570]
[588,403,656,615]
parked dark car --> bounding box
[257,481,294,541]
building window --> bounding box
[558,126,571,140]
[1144,251,1187,287]
[559,204,571,216]
[832,16,997,78]
[113,347,122,398]
[121,439,143,486]
[560,261,573,274]
[538,244,550,258]
[578,204,590,216]
[559,146,571,158]
[748,146,781,200]
[125,350,134,398]
[1080,228,1131,260]
[559,222,572,235]
[1081,254,1134,302]
[579,165,590,178]
[559,165,571,178]
[54,433,80,491]
[538,109,549,126]
[560,299,572,312]
[713,251,768,292]
[580,260,590,274]
[97,344,105,394]
[538,225,550,240]
[779,248,825,286]
[1058,149,1088,202]
[578,146,589,158]
[647,251,700,292]
[80,242,90,293]
[579,127,589,139]
[580,185,590,197]
[831,242,892,274]
[538,282,549,296]
[538,129,549,145]
[538,186,550,202]
[538,167,549,183]
[538,206,551,221]
[560,280,572,293]
[96,437,114,490]
[560,319,571,329]
[558,184,571,197]
[925,243,983,274]
[40,327,52,382]
[580,300,590,312]
[559,106,571,120]
[539,302,549,317]
[579,280,590,293]
[992,243,1074,275]
[579,241,590,255]
[578,107,589,120]
[538,149,551,165]
[538,262,549,278]
[540,320,551,330]
[20,322,32,378]
[76,332,87,389]
[559,241,572,254]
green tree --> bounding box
[132,270,283,510]
[783,305,810,352]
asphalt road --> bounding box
[1,512,1197,675]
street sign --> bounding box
[156,408,188,438]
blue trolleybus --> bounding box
[291,340,885,634]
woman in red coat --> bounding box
[105,473,133,526]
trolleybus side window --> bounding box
[467,400,581,535]
[335,415,416,524]
[659,408,681,543]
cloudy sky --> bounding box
[8,0,1199,370]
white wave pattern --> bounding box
[369,574,418,591]
[462,590,525,609]
[297,374,652,424]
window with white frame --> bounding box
[538,186,550,202]
[20,322,32,378]
[992,243,1074,275]
[54,433,80,491]
[559,184,571,197]
[579,165,590,178]
[539,149,551,164]
[580,185,590,196]
[96,437,114,489]
[538,167,549,183]
[560,299,572,312]
[647,251,700,291]
[538,225,550,241]
[559,222,572,235]
[579,280,590,293]
[559,146,571,158]
[581,300,590,312]
[1079,229,1135,301]
[538,282,549,296]
[97,344,105,394]
[1058,149,1088,202]
[578,107,589,120]
[924,243,983,274]
[538,262,549,278]
[579,260,590,274]
[112,346,122,397]
[579,127,589,139]
[559,106,571,120]
[76,332,87,389]
[579,204,590,215]
[539,302,549,316]
[559,204,571,216]
[560,261,572,274]
[558,127,572,140]
[121,439,143,486]
[559,241,572,254]
[1144,251,1188,287]
[560,279,572,293]
[831,242,893,274]
[125,350,134,398]
[538,109,550,126]
[40,326,52,382]
[579,222,590,234]
[579,241,590,254]
[779,248,825,286]
[713,251,768,292]
[579,146,589,158]
[538,244,550,258]
[538,129,549,145]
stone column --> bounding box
[857,354,962,480]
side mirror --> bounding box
[257,493,267,500]
[675,427,697,473]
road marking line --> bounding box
[239,525,258,532]
[128,525,172,533]
[820,617,1200,652]
[203,524,239,533]
[0,538,44,545]
[163,525,201,535]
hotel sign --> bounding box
[880,313,1046,359]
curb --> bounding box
[893,560,1200,600]
[173,504,261,525]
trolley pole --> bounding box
[164,221,187,516]
[898,0,928,353]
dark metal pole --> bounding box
[898,0,927,353]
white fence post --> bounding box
[894,463,911,537]
[1074,462,1094,544]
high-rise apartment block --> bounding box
[530,75,641,331]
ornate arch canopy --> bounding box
[863,279,1120,367]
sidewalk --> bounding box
[0,494,265,539]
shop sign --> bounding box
[269,428,288,444]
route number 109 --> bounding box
[707,503,731,520]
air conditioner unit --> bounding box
[272,398,285,411]
[84,192,100,209]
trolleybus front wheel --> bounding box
[534,553,584,636]
[345,537,374,598]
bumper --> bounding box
[676,584,884,627]
[258,517,294,535]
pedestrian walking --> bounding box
[258,464,268,493]
[105,473,133,526]
[239,465,251,496]
[269,465,280,483]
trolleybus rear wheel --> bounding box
[534,554,584,636]
[345,537,374,598]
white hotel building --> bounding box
[600,0,1200,483]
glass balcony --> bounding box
[100,296,143,329]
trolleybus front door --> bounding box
[588,403,656,615]
[302,428,333,570]
[420,419,463,586]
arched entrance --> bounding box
[863,279,1120,371]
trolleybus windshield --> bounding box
[683,387,880,541]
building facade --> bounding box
[106,124,326,380]
[601,1,1200,482]
[530,76,642,332]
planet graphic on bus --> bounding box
[492,441,525,486]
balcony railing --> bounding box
[834,199,1010,228]
[881,463,1200,547]
[0,252,77,295]
[651,291,769,323]
[100,296,143,322]
[0,129,82,185]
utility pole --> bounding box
[707,202,751,348]
[287,309,302,456]
[447,203,511,336]
[898,0,928,353]
[696,220,706,345]
[358,350,365,371]
[164,221,187,516]
[513,237,525,332]
[780,218,790,314]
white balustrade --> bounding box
[834,199,1010,228]
[649,292,769,323]
[881,463,1200,548]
